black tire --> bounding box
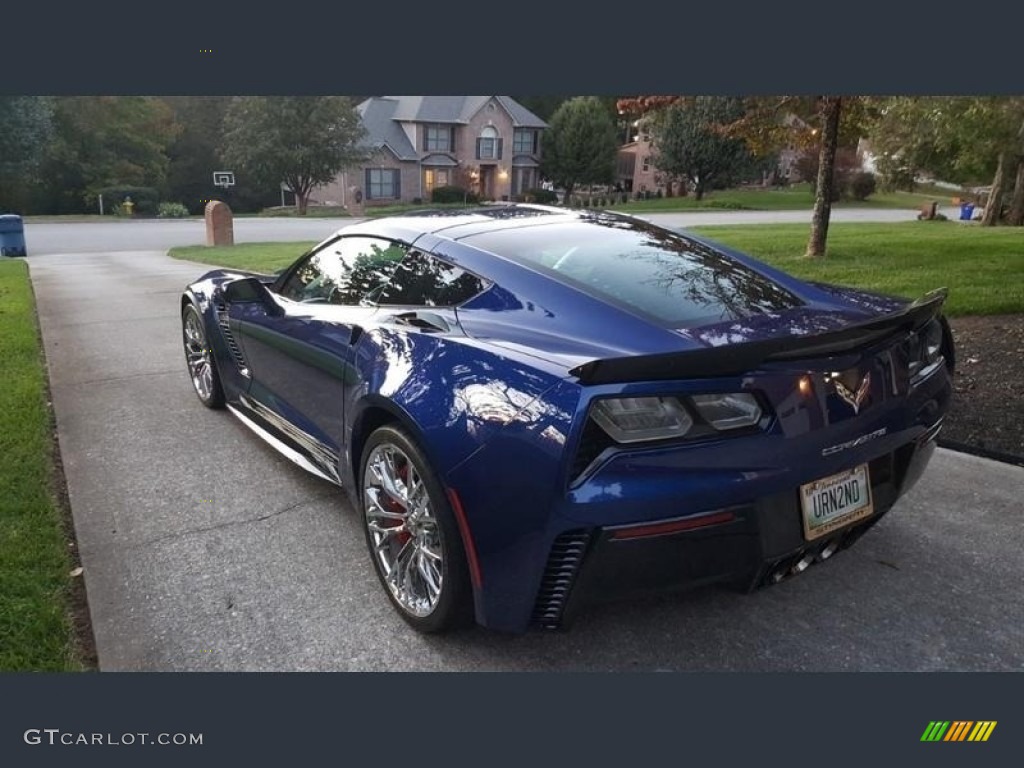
[359,425,473,633]
[181,303,225,409]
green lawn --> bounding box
[0,259,83,671]
[172,241,317,273]
[689,222,1022,316]
[256,205,351,218]
[610,183,962,214]
[169,221,1023,318]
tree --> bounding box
[649,97,757,201]
[0,96,53,209]
[1008,148,1024,226]
[806,97,842,258]
[163,97,230,213]
[31,96,178,214]
[540,96,619,204]
[221,97,367,215]
[866,97,1024,226]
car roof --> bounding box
[330,204,642,244]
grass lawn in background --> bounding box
[171,241,317,273]
[689,222,1022,317]
[610,183,965,214]
[169,221,1022,318]
[0,259,84,671]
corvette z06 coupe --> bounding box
[180,206,953,633]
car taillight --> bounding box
[591,397,693,443]
[690,393,762,430]
[909,318,946,381]
[589,392,764,446]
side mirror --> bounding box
[222,277,282,316]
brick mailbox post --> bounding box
[205,200,234,246]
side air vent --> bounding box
[569,418,615,484]
[531,530,592,629]
[214,298,250,377]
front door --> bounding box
[479,165,494,199]
[233,236,409,467]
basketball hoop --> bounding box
[213,171,236,188]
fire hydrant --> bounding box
[123,196,135,216]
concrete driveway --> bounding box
[29,249,1023,671]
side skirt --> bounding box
[226,403,342,486]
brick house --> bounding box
[615,112,808,197]
[312,96,547,207]
[616,128,663,196]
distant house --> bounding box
[616,125,666,196]
[615,112,809,196]
[312,96,547,207]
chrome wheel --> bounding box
[183,309,215,401]
[363,442,444,618]
[182,305,223,408]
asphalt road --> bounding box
[22,205,961,257]
[29,249,1023,671]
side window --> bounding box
[278,237,407,305]
[377,250,486,307]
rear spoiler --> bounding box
[569,289,948,384]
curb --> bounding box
[938,439,1024,468]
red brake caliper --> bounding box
[391,459,412,547]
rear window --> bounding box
[467,221,801,327]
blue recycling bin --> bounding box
[0,214,27,257]
[959,202,975,221]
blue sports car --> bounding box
[180,206,953,633]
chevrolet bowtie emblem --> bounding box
[833,371,871,414]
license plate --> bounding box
[800,464,874,541]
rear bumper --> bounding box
[536,421,941,629]
[452,359,950,633]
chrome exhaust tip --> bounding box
[817,540,840,562]
[790,553,814,575]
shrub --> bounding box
[796,148,864,201]
[876,154,917,193]
[157,202,190,218]
[520,187,558,204]
[848,172,877,201]
[704,201,749,210]
[792,154,818,185]
[431,185,478,204]
[95,186,160,216]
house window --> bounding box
[513,129,536,154]
[642,156,650,172]
[476,126,503,160]
[424,168,450,194]
[366,168,400,200]
[424,124,453,152]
